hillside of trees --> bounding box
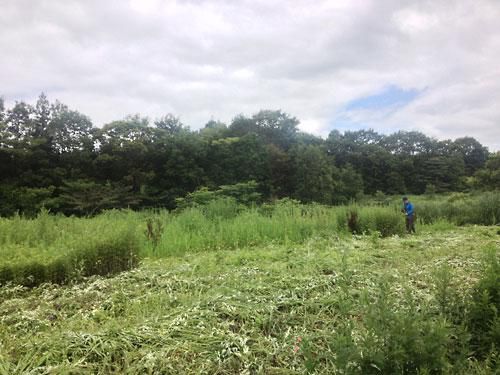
[0,93,498,216]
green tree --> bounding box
[154,114,185,134]
[199,120,228,140]
[55,180,139,216]
[474,152,500,190]
[333,163,364,203]
[229,110,299,149]
[205,134,267,188]
[422,155,466,192]
[49,101,94,153]
[381,130,435,155]
[451,137,489,175]
[290,144,334,204]
[6,101,33,144]
[33,92,51,138]
[264,143,292,198]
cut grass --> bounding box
[0,226,498,373]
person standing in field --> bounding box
[402,196,416,234]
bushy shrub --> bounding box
[344,206,405,237]
[372,209,405,237]
[175,181,261,210]
[347,209,360,234]
[358,287,453,373]
[305,282,459,374]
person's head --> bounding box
[402,196,408,203]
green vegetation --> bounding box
[414,192,500,226]
[1,194,499,372]
[1,224,498,373]
[1,94,499,217]
[2,193,499,284]
[0,210,140,287]
[1,93,498,373]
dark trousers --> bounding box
[406,215,416,233]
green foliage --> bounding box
[132,199,345,256]
[175,181,261,210]
[54,180,140,216]
[345,205,405,237]
[217,180,262,206]
[290,144,334,204]
[355,285,452,373]
[201,197,241,220]
[74,229,140,278]
[1,94,497,217]
[0,214,141,287]
[468,248,500,359]
[333,163,364,203]
[416,192,500,226]
[0,185,54,217]
[145,217,164,250]
[474,152,500,190]
[0,216,498,372]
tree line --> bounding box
[0,93,498,216]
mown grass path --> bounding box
[1,226,498,374]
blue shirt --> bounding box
[404,202,414,216]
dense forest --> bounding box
[0,93,498,216]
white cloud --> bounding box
[1,0,499,149]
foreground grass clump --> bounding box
[0,226,498,373]
[0,210,141,287]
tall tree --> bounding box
[333,163,364,204]
[474,152,500,190]
[290,144,334,204]
[229,110,299,149]
[6,101,33,143]
[33,92,51,138]
[49,101,94,153]
[154,114,185,134]
[451,137,489,175]
[381,131,435,155]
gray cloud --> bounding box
[1,0,499,149]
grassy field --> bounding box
[0,195,499,373]
[1,222,499,373]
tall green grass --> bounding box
[140,192,500,256]
[415,192,500,226]
[1,192,499,284]
[150,200,345,256]
[0,210,141,286]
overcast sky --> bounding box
[1,0,499,150]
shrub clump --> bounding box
[345,206,405,237]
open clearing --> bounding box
[1,225,498,374]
